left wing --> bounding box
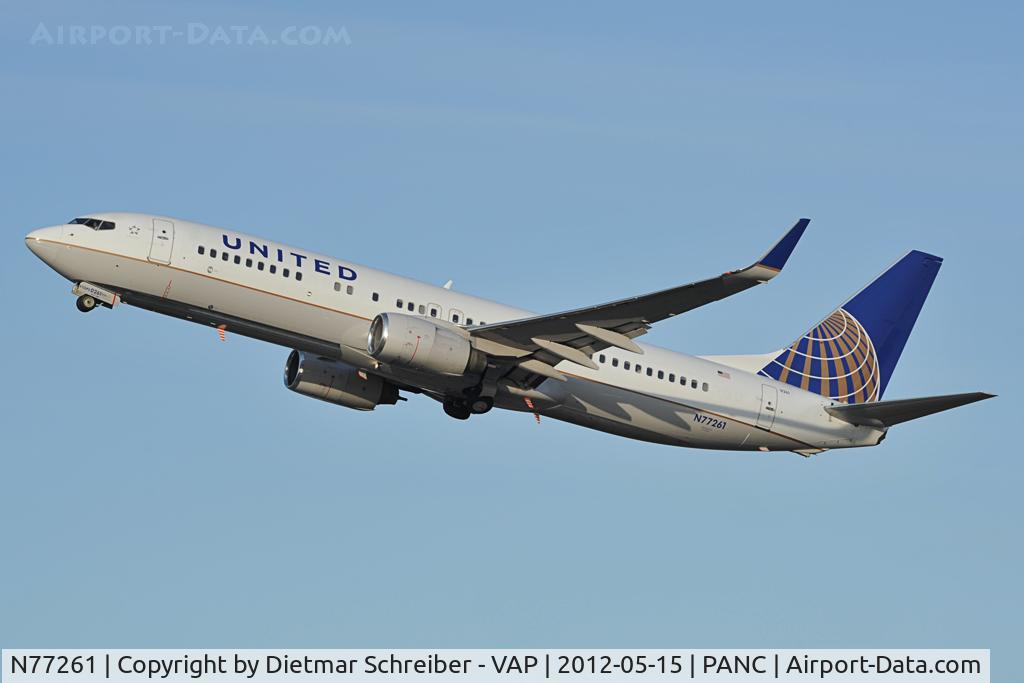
[470,218,809,384]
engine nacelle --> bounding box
[284,350,399,411]
[367,312,486,376]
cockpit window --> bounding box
[69,217,115,230]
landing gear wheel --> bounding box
[443,399,472,420]
[76,295,97,313]
[470,396,494,414]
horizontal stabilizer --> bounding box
[825,392,994,428]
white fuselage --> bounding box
[26,213,886,454]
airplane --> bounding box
[25,213,992,456]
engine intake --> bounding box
[367,312,486,376]
[284,350,399,411]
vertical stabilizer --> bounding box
[757,251,942,403]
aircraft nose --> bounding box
[25,225,64,263]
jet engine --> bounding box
[367,312,486,376]
[284,350,399,411]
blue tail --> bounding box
[758,250,943,403]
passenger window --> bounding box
[680,376,687,385]
[245,258,252,267]
[466,317,473,325]
[646,367,653,377]
[198,245,205,255]
[452,314,460,323]
[334,282,341,292]
[283,268,290,278]
[347,285,354,295]
[258,262,265,271]
[234,255,241,264]
[222,252,229,261]
[372,292,379,302]
[429,308,438,317]
[210,249,217,258]
[396,299,403,308]
[669,373,675,383]
[418,305,426,314]
[269,264,277,274]
[612,358,619,367]
[624,361,630,370]
[657,370,664,379]
[295,271,302,281]
[407,301,414,311]
[635,365,642,374]
[599,354,606,363]
[702,382,709,392]
[691,379,698,389]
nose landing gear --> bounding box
[76,294,97,312]
[71,282,119,313]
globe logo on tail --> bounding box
[759,308,880,404]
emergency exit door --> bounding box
[757,384,778,429]
[149,219,174,264]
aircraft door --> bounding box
[757,384,778,429]
[149,219,175,264]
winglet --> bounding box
[757,218,810,271]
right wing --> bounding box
[469,218,810,384]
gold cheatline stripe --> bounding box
[558,369,820,450]
[41,239,839,449]
[37,239,373,322]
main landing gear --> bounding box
[443,399,472,420]
[76,294,97,312]
[442,394,494,420]
[470,396,494,414]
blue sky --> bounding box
[2,0,1021,669]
